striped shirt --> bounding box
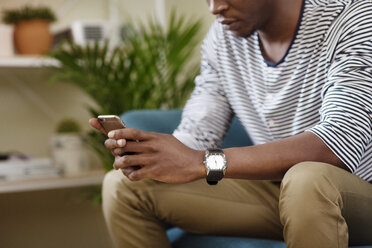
[173,0,372,182]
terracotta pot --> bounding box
[14,19,52,55]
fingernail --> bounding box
[117,139,125,147]
[108,131,114,138]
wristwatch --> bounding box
[204,148,227,185]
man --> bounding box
[90,0,372,247]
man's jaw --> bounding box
[217,15,241,31]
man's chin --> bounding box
[231,29,255,38]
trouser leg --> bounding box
[279,162,372,248]
[102,170,171,248]
[102,169,283,248]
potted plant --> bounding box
[2,5,56,55]
[50,118,90,176]
[48,11,202,172]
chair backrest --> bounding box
[121,109,253,148]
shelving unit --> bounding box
[0,56,103,195]
[0,170,105,194]
[0,56,59,68]
[0,56,61,121]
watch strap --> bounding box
[206,170,224,185]
[207,148,223,154]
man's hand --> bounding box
[89,118,205,183]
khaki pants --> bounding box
[102,162,372,248]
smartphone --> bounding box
[98,115,126,133]
[98,115,141,171]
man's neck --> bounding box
[257,0,303,64]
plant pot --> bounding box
[14,19,52,55]
[50,134,90,176]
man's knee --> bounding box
[102,169,148,205]
[280,161,342,202]
[102,170,128,218]
[279,162,343,224]
[102,170,160,215]
[281,161,335,191]
[102,169,127,201]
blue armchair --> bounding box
[121,109,372,248]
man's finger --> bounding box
[89,118,107,135]
[108,128,151,141]
[121,167,137,177]
[113,147,126,156]
[124,141,156,153]
[105,139,122,150]
[124,166,147,181]
[127,169,145,181]
[113,154,151,170]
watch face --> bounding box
[206,154,225,170]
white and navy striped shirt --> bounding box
[173,0,372,182]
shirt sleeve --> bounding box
[307,2,372,172]
[173,22,233,150]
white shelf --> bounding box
[0,170,106,194]
[0,56,59,68]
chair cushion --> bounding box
[167,227,372,248]
[168,227,285,248]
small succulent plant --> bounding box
[2,5,56,25]
[56,119,81,134]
